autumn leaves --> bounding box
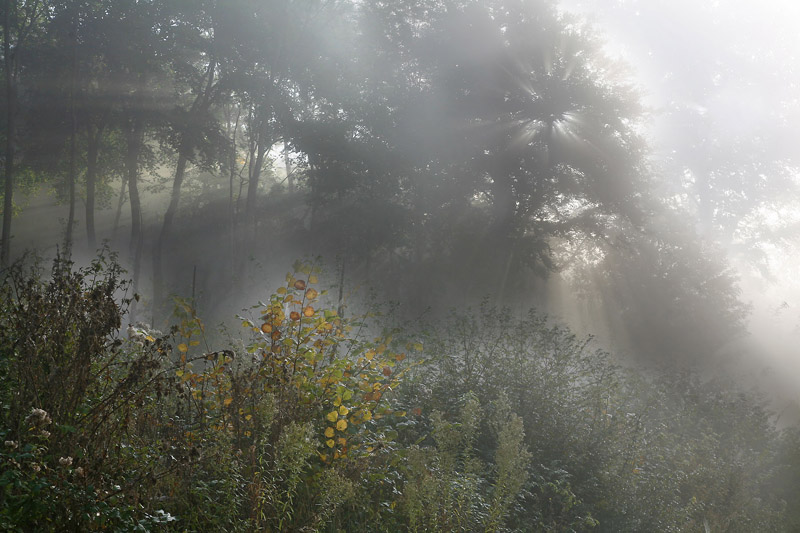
[239,262,419,465]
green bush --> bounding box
[1,254,797,532]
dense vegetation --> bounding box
[0,0,753,364]
[3,0,799,530]
[1,254,798,531]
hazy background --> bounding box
[3,0,799,410]
[560,0,800,413]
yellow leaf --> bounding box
[325,427,335,438]
[326,439,335,448]
[363,410,372,421]
[223,398,233,407]
[326,411,338,422]
[309,274,319,284]
[245,414,253,421]
[145,335,156,343]
[338,405,349,416]
[365,350,375,361]
[337,437,347,446]
[178,343,188,353]
[276,287,287,295]
[336,419,348,431]
[333,396,342,406]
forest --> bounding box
[1,0,800,531]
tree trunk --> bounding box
[85,121,103,250]
[65,9,78,252]
[66,114,77,251]
[244,143,267,227]
[111,175,127,240]
[152,59,216,317]
[124,114,144,298]
[228,105,242,275]
[152,145,189,314]
[1,0,15,267]
[129,139,142,257]
[488,172,518,298]
[284,139,293,193]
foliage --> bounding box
[413,302,794,531]
[403,393,486,532]
[1,253,798,531]
[0,256,418,531]
[1,0,750,377]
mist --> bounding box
[2,0,800,530]
[562,0,800,410]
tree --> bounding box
[291,0,651,305]
[151,0,228,314]
[95,0,174,307]
[1,0,45,266]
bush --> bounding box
[0,256,418,531]
[1,254,796,531]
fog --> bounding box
[3,0,799,386]
[4,0,800,529]
[562,0,800,411]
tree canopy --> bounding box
[0,0,751,363]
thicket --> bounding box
[0,255,798,532]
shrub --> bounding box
[2,254,794,531]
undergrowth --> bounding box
[0,252,796,532]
